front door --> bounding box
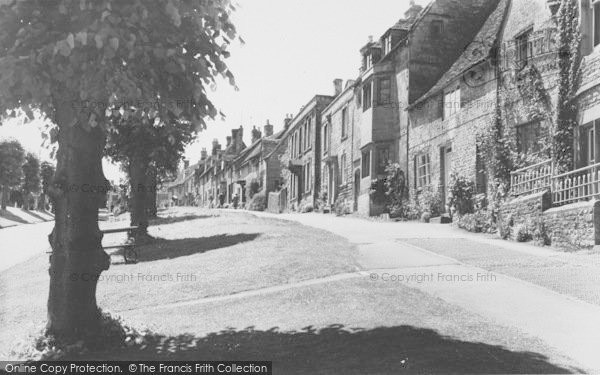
[441,145,452,211]
[353,170,360,212]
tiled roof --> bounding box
[411,0,509,106]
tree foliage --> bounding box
[0,0,238,340]
[22,152,41,195]
[0,139,25,188]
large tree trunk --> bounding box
[147,167,158,218]
[38,193,47,211]
[0,185,7,210]
[128,155,149,237]
[46,101,109,340]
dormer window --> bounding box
[366,54,373,69]
[384,35,392,55]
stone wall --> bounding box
[499,190,551,227]
[542,201,598,250]
[499,190,599,251]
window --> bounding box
[384,35,392,55]
[416,153,431,189]
[515,29,532,69]
[377,146,390,174]
[341,153,347,184]
[341,107,348,139]
[588,126,595,165]
[517,121,542,154]
[594,1,600,48]
[363,81,372,111]
[307,118,312,150]
[431,20,444,36]
[298,127,303,154]
[304,161,311,192]
[323,123,329,154]
[443,87,461,119]
[366,54,373,69]
[361,150,371,178]
[378,77,391,105]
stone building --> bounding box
[320,79,357,213]
[407,0,508,210]
[281,95,334,212]
[575,0,600,168]
[231,120,287,207]
[194,128,246,207]
[353,0,501,215]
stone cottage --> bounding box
[407,0,508,209]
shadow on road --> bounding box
[70,324,579,374]
[149,215,216,226]
[133,233,261,262]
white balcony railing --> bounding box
[510,158,600,206]
[510,159,553,196]
[552,163,600,206]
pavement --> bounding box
[240,210,600,372]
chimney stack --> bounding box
[226,136,232,147]
[368,35,373,43]
[405,1,422,20]
[237,126,244,152]
[333,78,343,96]
[251,126,262,144]
[284,114,293,129]
[200,148,208,160]
[264,120,274,137]
[211,139,220,155]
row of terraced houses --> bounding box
[167,0,600,249]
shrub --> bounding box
[247,193,266,211]
[248,180,260,199]
[456,211,492,233]
[421,212,431,223]
[498,216,512,240]
[530,218,551,246]
[448,173,475,216]
[334,198,351,216]
[301,203,314,213]
[417,185,443,217]
[383,164,408,218]
[515,224,532,242]
[318,190,328,211]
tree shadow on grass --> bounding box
[22,210,49,222]
[70,324,580,374]
[132,233,261,262]
[149,215,216,226]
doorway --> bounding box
[441,145,453,211]
[353,170,361,212]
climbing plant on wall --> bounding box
[553,0,582,173]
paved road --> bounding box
[0,221,55,272]
[244,211,600,372]
[0,218,128,272]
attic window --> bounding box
[366,54,373,69]
[384,35,392,54]
[431,20,444,36]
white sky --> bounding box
[0,0,426,181]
